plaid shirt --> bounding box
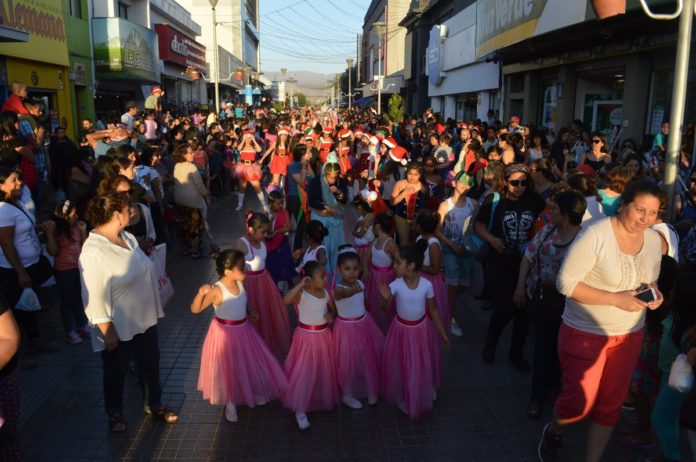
[18,120,48,181]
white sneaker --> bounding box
[295,412,310,430]
[235,193,244,211]
[368,395,378,406]
[225,402,238,422]
[341,394,363,410]
[64,330,82,344]
[450,320,463,337]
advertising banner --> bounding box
[93,17,160,83]
[0,0,69,66]
[155,24,206,73]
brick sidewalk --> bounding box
[18,193,667,461]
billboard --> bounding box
[155,24,206,73]
[93,17,160,83]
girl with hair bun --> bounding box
[294,220,329,275]
[191,249,288,423]
[265,190,296,286]
[232,212,291,356]
[363,211,399,332]
[378,240,450,420]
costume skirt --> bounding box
[364,264,396,332]
[244,269,291,356]
[234,163,262,182]
[333,313,384,400]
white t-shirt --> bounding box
[389,277,434,321]
[335,281,366,319]
[0,201,41,268]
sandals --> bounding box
[145,407,179,424]
[108,414,127,433]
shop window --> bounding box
[118,2,128,20]
[69,0,82,18]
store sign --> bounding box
[0,0,69,66]
[154,24,206,73]
[475,0,587,58]
[71,62,87,86]
[92,17,160,83]
[427,25,446,86]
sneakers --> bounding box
[341,394,363,410]
[77,326,91,338]
[538,422,562,461]
[235,192,244,211]
[295,412,310,431]
[64,330,83,344]
[225,403,238,423]
[450,320,463,337]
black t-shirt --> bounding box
[476,192,545,254]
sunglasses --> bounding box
[592,139,602,144]
[508,179,529,187]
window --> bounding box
[244,0,257,28]
[118,2,128,20]
[69,0,82,18]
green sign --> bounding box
[92,17,159,83]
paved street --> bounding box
[18,193,661,462]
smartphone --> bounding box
[635,287,657,303]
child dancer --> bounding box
[294,220,328,275]
[45,200,89,344]
[352,197,374,263]
[282,261,339,430]
[265,190,296,288]
[364,212,398,331]
[191,250,288,423]
[234,212,291,356]
[333,248,384,408]
[378,241,450,420]
[414,209,451,336]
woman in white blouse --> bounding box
[538,179,664,462]
[79,192,177,433]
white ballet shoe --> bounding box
[235,192,244,211]
[450,319,463,337]
[341,394,363,410]
[255,395,268,406]
[225,402,238,423]
[295,411,310,431]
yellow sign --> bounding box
[0,0,69,66]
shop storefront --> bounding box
[92,17,160,116]
[155,24,207,109]
[0,0,74,134]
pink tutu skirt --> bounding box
[421,272,450,334]
[333,313,384,400]
[244,269,291,356]
[197,317,289,406]
[234,162,262,182]
[355,243,371,264]
[382,315,441,420]
[364,264,396,332]
[283,325,339,412]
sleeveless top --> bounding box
[298,289,329,326]
[598,190,621,216]
[319,138,333,152]
[371,238,393,268]
[240,149,257,162]
[394,188,426,220]
[240,236,266,271]
[213,281,247,321]
[354,216,375,246]
[584,156,606,173]
[441,197,476,245]
[416,235,440,267]
[334,281,366,319]
[296,244,326,272]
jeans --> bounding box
[55,269,88,333]
[102,325,163,416]
[652,376,690,461]
[483,252,529,356]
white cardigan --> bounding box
[557,218,662,336]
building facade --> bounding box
[64,0,96,135]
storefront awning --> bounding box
[352,96,375,107]
[0,25,28,43]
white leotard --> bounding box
[240,236,266,271]
[334,281,366,319]
[415,235,440,267]
[298,289,329,326]
[213,281,247,321]
[371,238,393,268]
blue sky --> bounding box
[259,0,371,74]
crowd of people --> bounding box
[1,76,696,461]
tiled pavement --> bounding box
[18,193,672,461]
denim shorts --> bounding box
[442,244,475,286]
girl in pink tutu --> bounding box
[233,212,291,356]
[282,261,339,430]
[363,212,398,331]
[333,247,384,409]
[378,241,450,420]
[234,130,268,212]
[294,220,328,275]
[414,209,451,336]
[191,250,289,423]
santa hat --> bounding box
[243,129,254,137]
[354,126,365,137]
[388,146,408,165]
[369,135,380,145]
[151,86,163,94]
[338,128,351,139]
[303,127,313,135]
[383,137,397,149]
[323,126,334,133]
[278,126,289,136]
[510,115,520,123]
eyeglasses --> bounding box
[592,139,602,144]
[508,179,529,187]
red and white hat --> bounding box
[278,126,290,136]
[151,86,163,94]
[383,137,397,149]
[388,146,408,165]
[243,129,254,137]
[369,135,380,145]
[323,126,334,133]
[338,128,351,139]
[354,126,365,137]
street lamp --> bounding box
[346,58,354,110]
[372,21,386,115]
[209,0,220,115]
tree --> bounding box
[388,94,405,124]
[294,92,307,107]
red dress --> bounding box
[319,138,333,164]
[269,146,290,175]
[338,146,351,176]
